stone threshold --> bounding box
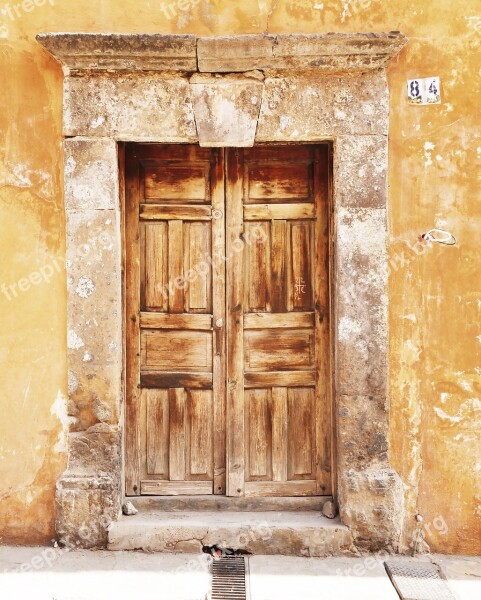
[129,495,331,512]
[107,509,354,556]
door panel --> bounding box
[125,145,226,496]
[126,144,331,498]
[226,145,331,497]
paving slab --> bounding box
[248,555,400,600]
[0,548,210,600]
[434,554,481,600]
[0,547,480,600]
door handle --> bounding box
[214,318,223,356]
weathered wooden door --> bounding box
[125,144,331,497]
[125,145,226,496]
[226,146,331,497]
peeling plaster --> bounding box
[434,407,463,423]
[67,330,84,350]
[50,392,76,453]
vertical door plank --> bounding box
[291,222,313,311]
[244,222,270,312]
[144,222,168,311]
[211,149,227,494]
[271,387,288,482]
[186,221,211,312]
[246,389,272,479]
[314,145,332,493]
[186,390,213,479]
[168,220,184,313]
[125,149,141,495]
[226,148,245,496]
[146,390,169,477]
[270,220,287,312]
[169,388,186,481]
[287,388,314,480]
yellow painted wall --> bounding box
[0,0,479,553]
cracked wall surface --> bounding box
[0,0,480,556]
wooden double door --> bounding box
[125,144,331,498]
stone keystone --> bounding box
[190,75,263,147]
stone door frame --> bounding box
[37,32,408,550]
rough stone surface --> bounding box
[336,136,388,208]
[338,396,389,470]
[56,430,121,548]
[122,501,138,516]
[198,35,277,72]
[68,430,120,476]
[335,207,388,396]
[190,76,263,146]
[64,75,197,140]
[66,209,122,430]
[60,137,123,550]
[56,476,121,548]
[323,500,338,519]
[108,511,354,557]
[338,467,405,551]
[256,73,389,140]
[272,33,408,71]
[197,33,408,72]
[36,32,408,75]
[64,138,119,211]
[37,33,197,72]
[131,496,325,512]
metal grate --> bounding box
[211,555,247,600]
[385,560,457,600]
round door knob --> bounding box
[215,318,223,328]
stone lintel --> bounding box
[198,33,408,73]
[36,32,408,75]
[36,33,197,73]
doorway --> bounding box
[124,144,332,498]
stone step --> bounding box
[129,495,330,512]
[108,510,354,557]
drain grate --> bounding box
[385,560,457,600]
[211,555,247,600]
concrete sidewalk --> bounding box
[0,546,480,600]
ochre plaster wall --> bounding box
[0,0,479,554]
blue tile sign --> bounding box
[408,77,441,105]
